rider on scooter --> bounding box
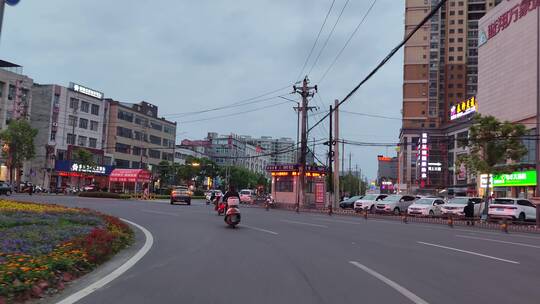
[222,185,240,209]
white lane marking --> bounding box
[140,209,178,216]
[349,261,429,304]
[56,219,154,304]
[417,241,519,264]
[280,219,328,228]
[455,235,540,249]
[454,229,540,240]
[243,225,279,235]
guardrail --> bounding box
[249,203,540,234]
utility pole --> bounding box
[293,77,317,211]
[327,105,334,211]
[333,99,340,207]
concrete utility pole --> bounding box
[327,105,334,210]
[293,77,317,211]
[333,99,340,207]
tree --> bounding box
[156,160,177,188]
[72,148,96,188]
[457,114,527,217]
[0,120,38,186]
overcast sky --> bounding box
[1,0,404,179]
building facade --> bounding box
[477,0,540,198]
[0,60,34,182]
[174,145,207,165]
[105,100,177,173]
[29,83,110,189]
[244,136,296,165]
[377,155,398,193]
[399,0,500,193]
[206,133,268,175]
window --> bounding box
[89,138,97,148]
[449,38,455,43]
[149,149,161,159]
[162,138,169,147]
[91,104,99,115]
[50,132,56,141]
[69,98,79,110]
[131,161,141,169]
[449,47,454,52]
[458,28,463,33]
[134,131,145,141]
[115,159,130,168]
[450,20,455,25]
[117,126,133,139]
[457,56,463,61]
[77,136,87,147]
[448,84,454,88]
[118,110,133,122]
[458,37,463,42]
[90,120,99,131]
[458,19,463,24]
[458,47,463,51]
[68,115,77,127]
[150,135,162,145]
[79,118,88,129]
[276,177,293,192]
[150,122,163,131]
[449,56,454,61]
[164,125,174,134]
[132,146,142,155]
[67,134,76,145]
[458,10,463,15]
[449,29,455,34]
[457,131,468,147]
[115,143,131,154]
[134,116,148,126]
[80,101,89,113]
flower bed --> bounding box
[0,200,133,303]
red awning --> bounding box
[109,169,152,183]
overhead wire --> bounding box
[318,0,378,83]
[308,0,449,134]
[295,0,337,82]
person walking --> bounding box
[464,200,475,226]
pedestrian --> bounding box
[143,185,149,200]
[464,200,474,226]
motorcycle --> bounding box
[217,200,226,216]
[265,195,275,211]
[224,198,241,228]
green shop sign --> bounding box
[492,170,537,187]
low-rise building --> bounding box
[29,82,110,189]
[0,60,33,182]
[104,100,177,173]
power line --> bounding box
[318,0,378,83]
[295,0,337,82]
[307,0,351,77]
[341,110,401,120]
[308,0,449,134]
[180,100,291,124]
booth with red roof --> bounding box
[108,169,152,193]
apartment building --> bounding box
[398,0,500,193]
[105,100,176,172]
[244,136,296,165]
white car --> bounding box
[375,195,417,215]
[488,198,537,222]
[353,194,388,213]
[440,197,484,217]
[240,189,254,204]
[205,190,223,203]
[407,197,446,216]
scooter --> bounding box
[217,200,227,216]
[224,198,241,228]
[265,195,274,211]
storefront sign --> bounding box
[266,164,326,173]
[480,170,537,187]
[450,96,477,120]
[55,160,113,176]
[487,0,539,40]
[71,163,106,174]
[377,155,392,162]
[70,82,104,99]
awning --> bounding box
[109,169,152,183]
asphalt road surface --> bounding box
[12,195,540,304]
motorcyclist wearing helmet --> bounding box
[222,185,240,209]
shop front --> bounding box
[54,160,114,190]
[480,170,537,199]
[266,164,326,208]
[108,169,152,194]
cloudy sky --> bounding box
[1,0,404,179]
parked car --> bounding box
[82,184,98,192]
[353,194,388,213]
[205,190,223,203]
[407,197,446,216]
[170,186,192,205]
[375,195,417,215]
[488,198,537,222]
[0,182,12,196]
[339,195,363,209]
[440,197,484,217]
[240,189,254,204]
[19,182,33,193]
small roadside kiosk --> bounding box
[108,169,152,194]
[266,164,326,208]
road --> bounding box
[11,195,540,304]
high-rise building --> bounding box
[399,0,499,193]
[244,136,296,165]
